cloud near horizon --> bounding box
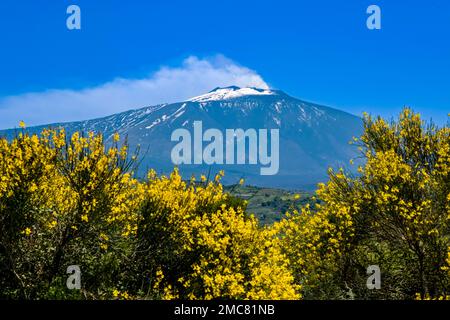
[0,55,269,130]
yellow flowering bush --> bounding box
[129,169,299,300]
[0,128,142,298]
[276,108,450,299]
[0,127,299,299]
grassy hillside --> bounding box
[225,185,317,225]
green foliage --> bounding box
[225,185,317,224]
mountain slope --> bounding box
[0,87,363,189]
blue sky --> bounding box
[0,0,449,128]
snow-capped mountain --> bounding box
[0,86,363,189]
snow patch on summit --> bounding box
[189,87,276,102]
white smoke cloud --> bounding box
[0,55,268,129]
